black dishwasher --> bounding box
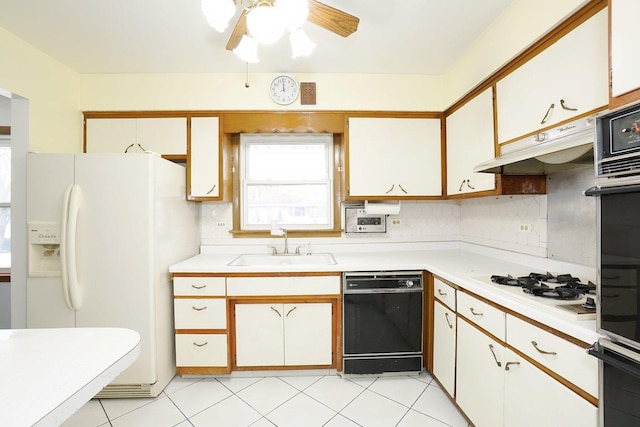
[342,271,424,375]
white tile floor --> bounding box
[61,371,470,427]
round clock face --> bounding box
[269,75,299,105]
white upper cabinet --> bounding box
[610,0,640,102]
[496,9,608,145]
[347,117,442,198]
[85,117,187,155]
[446,88,496,195]
[188,116,220,200]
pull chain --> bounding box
[245,62,250,88]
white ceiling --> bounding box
[0,0,516,75]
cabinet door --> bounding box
[347,117,442,197]
[85,118,137,153]
[188,116,220,200]
[446,88,496,195]
[496,9,608,144]
[503,349,597,427]
[610,0,640,101]
[284,303,332,366]
[85,117,187,155]
[432,301,456,396]
[456,318,504,427]
[235,304,284,367]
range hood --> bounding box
[473,116,596,174]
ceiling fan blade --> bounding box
[307,0,359,37]
[226,11,248,51]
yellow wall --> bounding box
[0,27,80,152]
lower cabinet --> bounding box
[432,300,456,396]
[456,318,505,427]
[235,302,333,367]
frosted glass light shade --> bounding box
[201,0,236,32]
[290,28,315,58]
[246,4,284,44]
[233,35,260,63]
[276,0,309,30]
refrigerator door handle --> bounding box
[66,184,83,311]
[59,185,74,310]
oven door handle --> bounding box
[585,184,640,196]
[588,341,640,380]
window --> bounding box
[240,134,334,231]
[0,136,10,269]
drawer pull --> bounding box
[271,306,282,317]
[438,289,447,297]
[192,306,208,311]
[286,306,297,317]
[191,284,207,290]
[505,361,520,371]
[531,341,557,355]
[488,344,502,367]
[469,307,484,316]
[444,312,453,329]
[192,341,208,347]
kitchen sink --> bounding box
[228,253,337,266]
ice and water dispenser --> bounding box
[28,222,61,276]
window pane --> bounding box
[247,144,327,181]
[245,184,330,227]
[0,207,10,269]
[0,147,10,203]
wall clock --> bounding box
[269,75,299,105]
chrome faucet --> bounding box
[270,226,289,254]
[281,228,289,254]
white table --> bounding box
[0,327,140,427]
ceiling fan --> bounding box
[225,0,360,52]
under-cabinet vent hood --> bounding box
[473,116,596,174]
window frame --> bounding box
[239,133,334,232]
[0,135,10,271]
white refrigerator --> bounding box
[25,153,199,398]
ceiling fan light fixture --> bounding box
[201,0,236,32]
[276,0,309,31]
[246,2,284,45]
[289,28,315,58]
[233,34,260,63]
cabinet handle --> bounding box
[206,184,217,195]
[124,143,135,153]
[469,307,484,316]
[560,99,577,111]
[488,344,502,367]
[531,341,557,355]
[437,289,447,297]
[505,361,520,371]
[191,284,207,290]
[540,103,555,124]
[192,341,208,347]
[398,184,408,194]
[444,312,453,329]
[137,143,148,152]
[385,184,395,194]
[192,306,208,311]
[270,306,282,317]
[466,180,475,190]
[286,306,297,317]
[458,179,467,192]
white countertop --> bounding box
[0,327,140,427]
[170,242,600,344]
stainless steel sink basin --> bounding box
[228,253,337,266]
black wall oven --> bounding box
[587,103,640,426]
[342,271,423,375]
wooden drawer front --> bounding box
[506,315,598,397]
[433,277,456,310]
[227,275,340,296]
[457,291,505,340]
[176,334,227,367]
[174,298,226,329]
[174,277,225,296]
